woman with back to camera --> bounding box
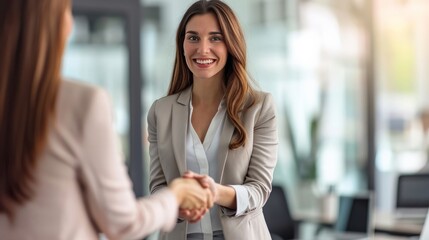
[148,0,278,239]
[0,0,213,239]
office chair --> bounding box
[263,185,298,240]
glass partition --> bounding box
[63,14,129,156]
[374,0,429,213]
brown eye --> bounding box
[187,35,199,41]
[211,36,223,41]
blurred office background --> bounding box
[62,0,429,238]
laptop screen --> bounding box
[397,174,429,208]
[335,194,372,234]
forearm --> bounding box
[215,184,237,209]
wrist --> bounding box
[169,180,184,204]
[215,184,236,209]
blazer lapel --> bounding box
[217,116,234,183]
[172,87,192,175]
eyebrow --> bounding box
[186,30,223,35]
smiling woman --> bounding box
[147,0,279,240]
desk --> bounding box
[294,210,423,237]
[374,212,423,236]
[366,236,409,240]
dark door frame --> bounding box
[72,0,144,197]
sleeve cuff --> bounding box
[155,189,179,231]
[221,185,249,217]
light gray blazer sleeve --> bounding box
[147,99,168,194]
[77,89,178,240]
[219,93,278,240]
[240,93,278,213]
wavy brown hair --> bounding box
[168,0,256,149]
[0,0,70,221]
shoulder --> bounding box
[57,80,112,124]
[241,90,276,125]
[147,94,176,119]
[59,80,108,105]
[250,91,275,112]
[147,92,178,124]
[148,87,191,114]
[151,93,180,108]
[254,90,273,102]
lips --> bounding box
[194,58,216,65]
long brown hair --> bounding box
[0,0,70,221]
[168,0,256,149]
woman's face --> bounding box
[183,13,228,82]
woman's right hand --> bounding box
[182,171,218,203]
[169,178,213,210]
[178,208,208,223]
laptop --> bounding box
[395,174,429,220]
[315,193,373,240]
[334,194,373,235]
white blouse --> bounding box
[186,97,249,238]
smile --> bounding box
[194,59,215,65]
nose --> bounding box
[197,39,211,54]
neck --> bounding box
[192,79,224,106]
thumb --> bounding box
[183,171,195,178]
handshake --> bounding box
[168,171,217,223]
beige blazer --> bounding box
[148,87,278,240]
[0,80,178,240]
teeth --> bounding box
[196,59,214,64]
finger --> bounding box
[189,210,205,223]
[179,209,191,218]
[206,195,213,209]
[184,172,205,180]
[196,208,206,215]
[185,170,203,178]
[183,171,194,178]
[199,178,211,188]
[203,188,214,208]
[184,210,200,223]
[192,174,207,180]
[196,208,207,216]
